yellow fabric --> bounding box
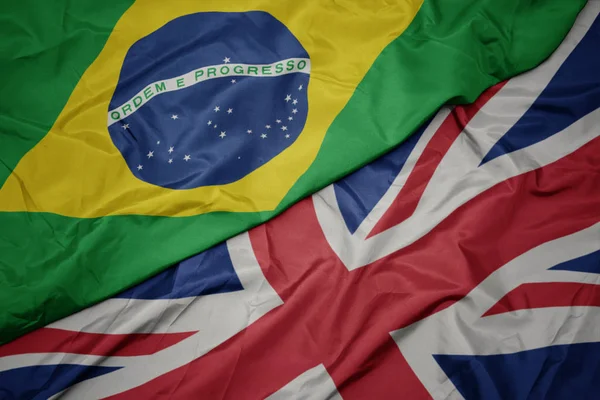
[0,0,422,217]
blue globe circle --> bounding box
[108,11,310,189]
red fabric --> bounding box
[0,328,195,357]
[108,130,599,400]
[485,282,600,317]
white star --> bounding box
[288,116,293,121]
[298,84,303,91]
[276,119,281,124]
[219,131,226,138]
[168,146,174,154]
[122,124,130,130]
[261,133,267,139]
[137,164,143,170]
[207,120,212,125]
[183,154,191,161]
[168,159,173,164]
[285,134,290,139]
[156,140,160,145]
[227,108,233,114]
[292,109,298,114]
[292,99,298,105]
[231,79,236,84]
[238,156,241,159]
[247,129,252,134]
[281,126,288,131]
[265,124,271,129]
[214,106,220,112]
[214,124,218,129]
[223,57,231,64]
[171,114,178,120]
[147,151,154,159]
[285,94,291,102]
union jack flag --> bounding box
[1,2,599,399]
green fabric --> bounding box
[0,0,586,344]
[0,0,135,186]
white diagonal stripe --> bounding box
[392,222,600,399]
[353,107,452,239]
[48,233,279,334]
[267,364,343,400]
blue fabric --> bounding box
[550,250,600,274]
[108,11,309,188]
[0,364,120,400]
[482,14,600,164]
[117,241,243,299]
[333,122,428,234]
[435,342,600,400]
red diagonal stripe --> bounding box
[368,82,506,238]
[484,282,600,317]
[110,137,599,399]
[0,328,195,357]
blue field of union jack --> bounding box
[1,2,599,399]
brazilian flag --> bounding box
[0,0,586,343]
